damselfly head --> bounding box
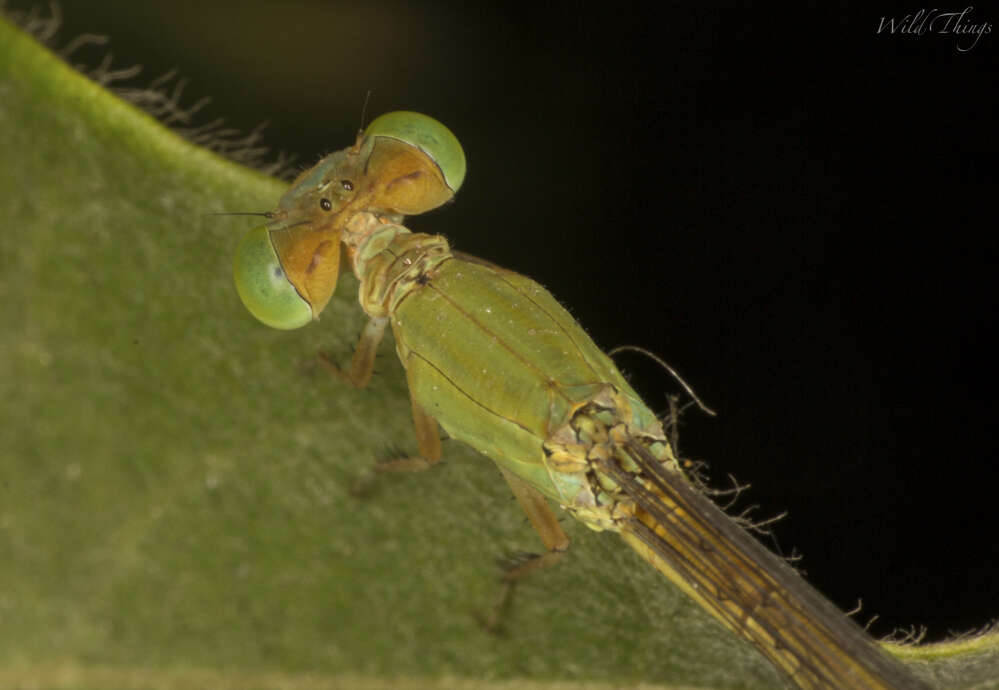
[231,111,466,331]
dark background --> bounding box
[21,1,997,642]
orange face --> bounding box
[233,112,466,329]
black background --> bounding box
[23,1,998,642]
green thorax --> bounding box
[348,220,669,511]
[393,253,668,509]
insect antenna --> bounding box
[206,211,274,218]
[357,89,373,139]
[343,90,376,153]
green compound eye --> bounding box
[233,225,313,330]
[364,111,466,193]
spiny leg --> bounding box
[349,366,444,494]
[484,466,569,632]
[370,392,442,472]
[318,316,440,487]
[318,316,388,389]
[326,319,568,628]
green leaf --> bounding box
[1,15,996,690]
